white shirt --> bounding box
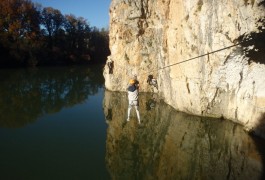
[127,85,138,101]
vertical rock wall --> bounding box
[104,0,265,135]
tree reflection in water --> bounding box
[0,65,103,128]
[104,90,265,180]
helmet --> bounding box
[129,79,135,84]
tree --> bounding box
[64,14,91,62]
[41,7,64,48]
[88,27,110,63]
[0,0,41,67]
[0,0,110,67]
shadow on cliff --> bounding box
[258,1,265,7]
[237,9,265,64]
[239,3,265,178]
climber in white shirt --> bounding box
[127,79,140,123]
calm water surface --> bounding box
[0,65,265,180]
[0,66,108,179]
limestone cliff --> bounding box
[103,0,265,136]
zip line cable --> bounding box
[138,42,242,82]
[132,42,246,78]
[153,42,241,73]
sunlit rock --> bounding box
[104,0,265,137]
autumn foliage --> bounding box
[0,0,110,67]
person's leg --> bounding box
[127,103,132,121]
[135,106,140,123]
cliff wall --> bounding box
[103,0,265,136]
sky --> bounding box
[31,0,111,29]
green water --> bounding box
[0,65,109,179]
[0,65,265,180]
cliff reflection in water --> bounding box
[104,90,265,180]
[0,66,103,128]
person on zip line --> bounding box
[127,78,140,123]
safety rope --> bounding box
[136,42,241,90]
[153,42,241,74]
[134,42,242,81]
[135,42,242,85]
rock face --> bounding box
[104,0,265,136]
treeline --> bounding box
[0,0,110,68]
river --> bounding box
[0,65,264,180]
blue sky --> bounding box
[31,0,111,29]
